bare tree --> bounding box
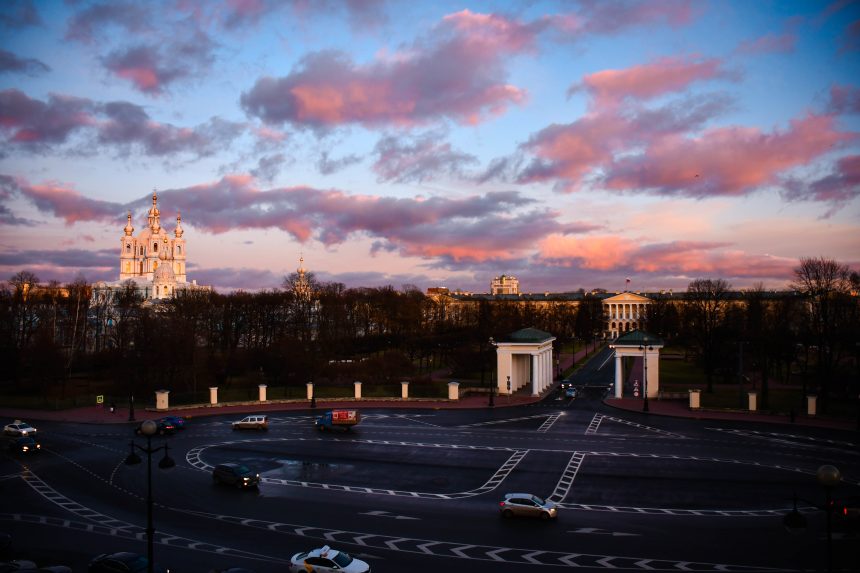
[790,257,853,413]
[684,278,732,393]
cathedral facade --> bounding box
[93,191,208,302]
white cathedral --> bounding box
[92,191,210,302]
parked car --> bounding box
[499,493,558,520]
[212,463,260,489]
[3,421,37,437]
[289,545,369,573]
[565,387,577,398]
[158,415,186,430]
[231,415,268,431]
[7,437,40,454]
[134,419,175,436]
[88,552,165,573]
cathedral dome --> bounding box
[153,242,175,284]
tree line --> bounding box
[1,257,857,413]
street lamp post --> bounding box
[782,464,842,573]
[128,392,135,422]
[124,419,175,573]
[638,340,653,412]
[818,464,842,573]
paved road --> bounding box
[2,398,859,572]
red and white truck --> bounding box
[315,409,361,431]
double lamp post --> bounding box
[125,419,175,573]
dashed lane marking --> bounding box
[174,508,789,571]
[458,413,557,428]
[188,437,527,500]
[12,471,290,562]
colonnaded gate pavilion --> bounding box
[492,327,663,400]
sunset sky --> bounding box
[1,0,858,294]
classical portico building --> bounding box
[493,328,556,397]
[603,292,652,339]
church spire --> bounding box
[174,211,184,238]
[123,211,134,236]
[147,188,161,232]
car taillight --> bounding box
[499,502,505,507]
[844,507,849,516]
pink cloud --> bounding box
[16,180,124,225]
[572,55,731,107]
[518,93,732,190]
[0,89,97,145]
[603,114,852,196]
[538,235,797,279]
[240,10,543,129]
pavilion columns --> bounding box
[614,353,623,398]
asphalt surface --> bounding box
[1,347,858,572]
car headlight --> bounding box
[22,446,29,451]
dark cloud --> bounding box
[0,205,35,226]
[781,154,860,216]
[251,153,289,182]
[317,151,363,175]
[828,84,860,114]
[575,0,695,35]
[0,0,41,29]
[64,1,150,44]
[100,27,217,94]
[372,132,477,183]
[840,19,860,52]
[0,90,244,158]
[0,89,96,147]
[0,49,50,75]
[0,248,115,269]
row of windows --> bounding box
[123,261,184,273]
[124,243,182,255]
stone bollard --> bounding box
[306,383,314,400]
[354,381,362,400]
[448,381,460,401]
[401,381,409,399]
[747,392,758,412]
[689,389,701,410]
[806,395,817,417]
[209,387,218,405]
[258,384,267,402]
[155,389,170,411]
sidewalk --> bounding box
[0,393,542,425]
[3,393,856,432]
[605,396,858,432]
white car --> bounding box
[231,415,268,431]
[289,545,370,573]
[4,420,38,437]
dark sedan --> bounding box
[89,552,165,573]
[212,463,260,489]
[158,415,186,430]
[7,437,40,454]
[134,419,175,436]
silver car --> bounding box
[499,493,558,520]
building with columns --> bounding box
[603,292,652,339]
[493,328,556,397]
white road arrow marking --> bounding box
[569,527,640,537]
[360,510,420,520]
